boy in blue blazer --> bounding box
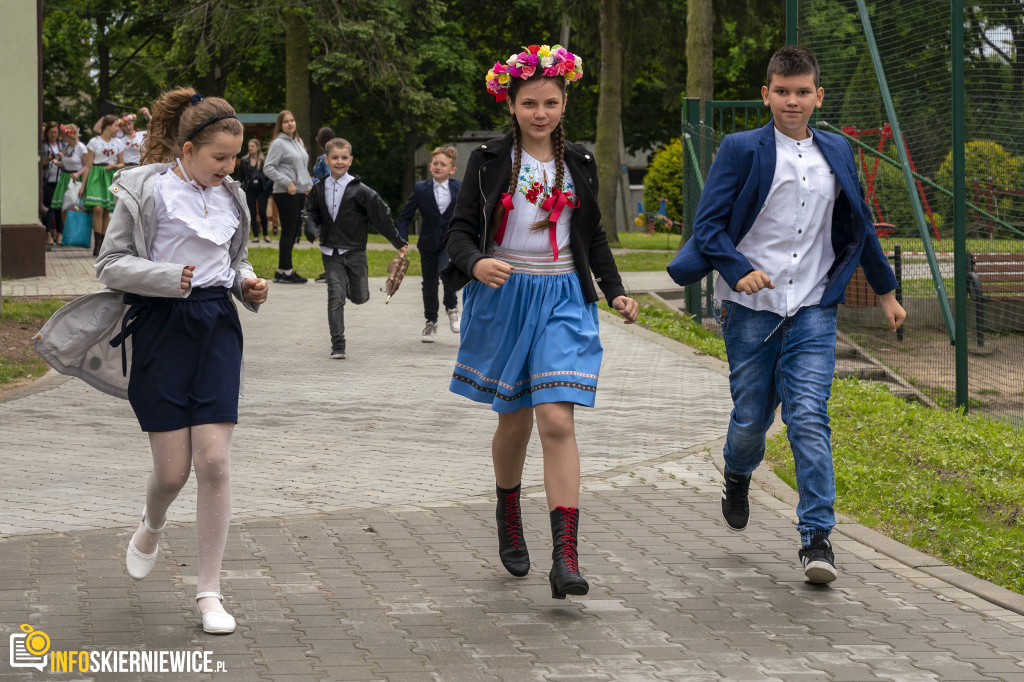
[668,46,906,583]
[397,146,463,343]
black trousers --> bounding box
[274,192,304,271]
[420,247,458,323]
[246,188,268,238]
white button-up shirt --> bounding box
[433,179,450,214]
[715,127,838,316]
[320,173,353,256]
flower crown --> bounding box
[485,44,583,102]
[121,113,136,123]
[59,124,78,136]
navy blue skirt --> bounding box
[113,287,243,432]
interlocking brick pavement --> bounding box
[1,256,1023,681]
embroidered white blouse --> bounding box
[149,166,240,290]
[121,131,146,165]
[501,149,575,256]
[87,136,123,166]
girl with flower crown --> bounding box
[444,43,639,600]
[35,87,268,635]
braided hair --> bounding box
[491,73,568,235]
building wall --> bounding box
[0,0,41,227]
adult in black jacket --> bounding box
[397,145,463,341]
[238,139,271,242]
[302,139,407,358]
[442,52,639,602]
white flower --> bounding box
[541,55,554,68]
[507,54,519,66]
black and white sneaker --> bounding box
[799,534,838,584]
[721,469,751,530]
[274,270,308,284]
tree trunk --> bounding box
[401,120,419,207]
[595,0,623,244]
[686,0,714,103]
[284,10,311,148]
[96,13,110,109]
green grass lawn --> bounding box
[880,236,1022,254]
[247,242,674,279]
[0,298,66,385]
[765,378,1024,595]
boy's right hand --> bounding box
[181,265,195,294]
[472,258,513,289]
[735,270,774,295]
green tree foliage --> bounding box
[641,138,683,224]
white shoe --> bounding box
[196,592,236,634]
[125,510,165,580]
[446,307,461,333]
[421,321,437,343]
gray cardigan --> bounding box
[264,133,312,194]
[33,162,259,399]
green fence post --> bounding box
[952,0,968,411]
[682,97,702,318]
[855,0,956,345]
[786,0,798,45]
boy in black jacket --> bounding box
[302,138,408,359]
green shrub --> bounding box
[871,145,943,238]
[936,140,1020,237]
[641,138,683,225]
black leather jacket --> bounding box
[442,133,626,305]
[301,175,407,252]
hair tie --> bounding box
[184,114,237,142]
[190,93,205,105]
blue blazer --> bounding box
[396,178,463,253]
[667,122,897,306]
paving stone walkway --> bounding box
[1,247,1023,681]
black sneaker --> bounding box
[799,534,838,584]
[721,469,751,530]
[274,270,308,284]
[314,272,327,283]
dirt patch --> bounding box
[0,308,57,401]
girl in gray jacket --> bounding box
[264,110,312,283]
[35,87,268,635]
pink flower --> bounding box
[492,62,507,74]
[521,65,536,78]
[525,53,539,67]
[543,66,559,77]
[509,65,522,78]
[555,47,569,59]
[555,62,567,75]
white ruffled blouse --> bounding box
[149,167,240,290]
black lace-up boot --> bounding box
[495,484,530,577]
[548,506,589,599]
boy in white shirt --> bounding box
[668,45,906,584]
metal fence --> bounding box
[678,0,1024,426]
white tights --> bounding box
[130,423,233,616]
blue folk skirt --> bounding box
[113,287,243,432]
[450,246,603,413]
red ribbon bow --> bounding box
[493,190,579,261]
[539,190,579,260]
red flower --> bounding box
[527,44,541,54]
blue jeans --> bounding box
[717,301,838,546]
[322,250,370,353]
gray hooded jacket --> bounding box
[33,162,259,399]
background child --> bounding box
[444,43,639,599]
[81,114,125,255]
[265,109,311,283]
[36,87,268,635]
[119,113,146,168]
[668,45,906,584]
[396,145,462,342]
[51,123,88,226]
[301,137,407,359]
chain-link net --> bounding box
[794,0,1024,425]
